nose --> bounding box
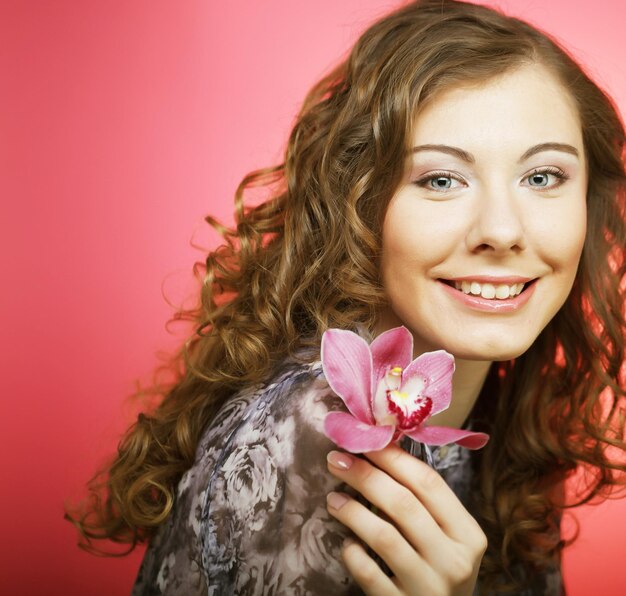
[465,183,526,254]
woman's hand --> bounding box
[325,444,487,596]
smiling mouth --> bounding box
[438,278,538,300]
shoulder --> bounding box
[175,358,334,495]
[201,357,336,457]
[200,356,340,517]
[202,358,337,517]
[199,358,357,594]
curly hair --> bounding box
[67,0,626,591]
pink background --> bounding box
[2,1,625,594]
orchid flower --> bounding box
[321,326,490,453]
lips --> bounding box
[439,278,537,300]
[437,277,538,312]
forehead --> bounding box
[410,64,583,150]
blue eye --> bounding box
[413,171,464,192]
[430,176,453,189]
[524,167,568,189]
[528,173,549,187]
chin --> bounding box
[446,337,534,362]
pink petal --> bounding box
[402,350,454,416]
[370,326,414,424]
[370,326,413,386]
[404,425,490,449]
[324,412,395,453]
[321,329,374,424]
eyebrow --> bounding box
[410,142,580,163]
[411,144,475,163]
[518,142,579,162]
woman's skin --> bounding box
[327,64,588,595]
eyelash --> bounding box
[413,167,569,192]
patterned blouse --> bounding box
[132,358,564,595]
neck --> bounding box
[429,358,492,429]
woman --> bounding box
[69,0,626,594]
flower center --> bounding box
[386,387,432,430]
[384,366,403,392]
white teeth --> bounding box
[495,285,510,299]
[480,283,496,299]
[452,280,526,299]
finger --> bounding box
[340,538,399,596]
[326,490,436,588]
[363,443,485,544]
[327,450,454,569]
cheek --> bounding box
[534,202,587,272]
[381,199,464,267]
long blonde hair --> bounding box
[68,1,626,591]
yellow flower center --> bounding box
[383,366,404,393]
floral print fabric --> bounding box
[132,358,564,595]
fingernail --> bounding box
[343,537,355,548]
[327,491,350,510]
[327,450,353,470]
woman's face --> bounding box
[378,64,587,361]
